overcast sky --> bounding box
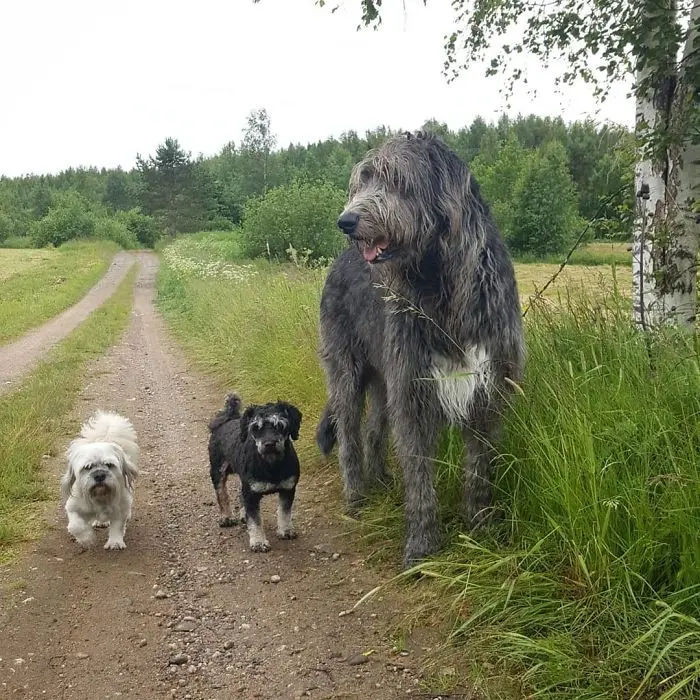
[0,0,634,177]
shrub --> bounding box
[32,191,96,247]
[117,208,163,248]
[93,216,138,249]
[239,180,347,261]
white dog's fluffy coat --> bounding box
[60,411,139,550]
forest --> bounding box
[0,109,634,259]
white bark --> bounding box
[671,0,700,327]
[632,1,699,329]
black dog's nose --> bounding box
[93,471,106,483]
[337,212,359,236]
[262,441,277,450]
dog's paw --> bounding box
[104,539,127,551]
[69,529,95,548]
[276,528,297,540]
[219,516,239,528]
[92,520,110,529]
[345,499,364,520]
[249,540,271,553]
[402,535,440,570]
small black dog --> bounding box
[208,393,302,552]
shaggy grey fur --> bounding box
[316,131,524,567]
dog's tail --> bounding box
[208,393,242,432]
[315,402,337,456]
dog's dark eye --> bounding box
[84,463,93,471]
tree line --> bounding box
[0,110,634,257]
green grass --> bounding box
[0,240,118,345]
[514,241,632,267]
[0,266,135,560]
[157,233,700,699]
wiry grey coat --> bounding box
[316,131,524,567]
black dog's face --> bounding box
[240,402,302,461]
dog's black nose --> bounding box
[93,471,106,483]
[262,441,277,450]
[337,212,359,236]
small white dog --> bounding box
[60,410,140,550]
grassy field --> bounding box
[0,240,117,345]
[0,267,135,561]
[157,232,699,699]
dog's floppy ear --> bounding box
[60,464,76,501]
[121,453,140,491]
[240,406,256,442]
[280,403,303,441]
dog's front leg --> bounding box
[276,488,297,540]
[386,343,442,568]
[66,508,95,548]
[242,488,270,552]
[462,398,501,531]
[104,518,127,550]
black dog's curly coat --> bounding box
[208,393,303,552]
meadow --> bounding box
[157,232,699,699]
[0,241,117,344]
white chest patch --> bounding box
[249,476,298,493]
[431,346,491,421]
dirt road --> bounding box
[0,252,135,396]
[0,253,452,700]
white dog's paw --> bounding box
[68,525,95,548]
[249,539,271,553]
[104,539,127,551]
[276,528,297,540]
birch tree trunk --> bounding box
[633,0,699,329]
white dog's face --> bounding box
[63,442,131,502]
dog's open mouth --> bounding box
[358,239,392,264]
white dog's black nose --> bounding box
[93,471,107,483]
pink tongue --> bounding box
[362,245,380,262]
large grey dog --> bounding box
[316,131,524,567]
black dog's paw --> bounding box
[276,528,297,540]
[219,516,239,528]
[250,539,271,553]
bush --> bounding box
[32,191,96,247]
[239,180,347,261]
[117,208,163,248]
[508,140,584,256]
[94,217,138,249]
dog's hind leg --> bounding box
[214,463,238,527]
[241,488,270,552]
[363,376,390,488]
[331,373,366,514]
[276,488,297,540]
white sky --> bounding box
[0,0,634,177]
